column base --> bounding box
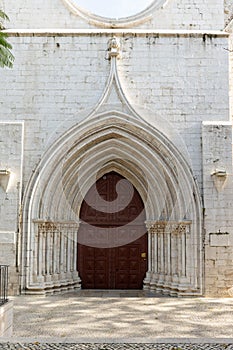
[25,271,81,295]
[144,273,201,296]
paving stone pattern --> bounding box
[0,344,233,350]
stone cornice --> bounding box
[3,29,229,38]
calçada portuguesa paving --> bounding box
[1,290,233,349]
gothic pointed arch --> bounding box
[21,110,203,295]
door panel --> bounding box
[78,171,148,289]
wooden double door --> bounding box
[77,172,148,289]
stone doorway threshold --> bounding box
[69,289,163,297]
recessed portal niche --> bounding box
[77,171,148,289]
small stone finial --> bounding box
[106,37,121,60]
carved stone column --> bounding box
[169,222,192,295]
[169,223,180,295]
[57,222,81,291]
[144,221,167,292]
[37,222,48,281]
[70,223,80,285]
[44,222,56,285]
[177,223,191,292]
[31,220,81,294]
[164,223,172,293]
[143,221,155,290]
[52,224,60,289]
[144,220,192,296]
[155,222,166,294]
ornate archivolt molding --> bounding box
[23,105,202,290]
[23,111,202,294]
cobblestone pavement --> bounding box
[10,292,233,339]
[1,343,233,350]
[1,291,233,349]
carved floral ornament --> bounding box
[145,221,191,235]
[35,220,80,234]
[62,0,167,28]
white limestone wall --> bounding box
[0,0,230,297]
[1,0,225,30]
[229,27,233,120]
[202,123,233,296]
[0,30,230,295]
[119,33,229,188]
[0,32,228,193]
[0,123,23,294]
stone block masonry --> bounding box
[202,122,233,296]
[0,123,24,295]
[0,0,232,297]
[1,31,229,197]
[2,0,225,30]
[0,29,231,296]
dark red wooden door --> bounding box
[77,172,148,289]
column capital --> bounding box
[145,220,191,234]
[34,220,80,232]
[145,220,167,234]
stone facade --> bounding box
[2,0,225,30]
[0,0,232,296]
